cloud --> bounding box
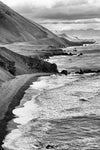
[1,0,100,20]
[34,5,100,20]
[1,0,64,8]
[1,0,100,8]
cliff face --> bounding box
[0,2,60,84]
[0,54,16,75]
[0,67,13,84]
[0,2,67,47]
[0,47,58,78]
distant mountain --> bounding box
[0,2,67,47]
[61,29,100,42]
[58,33,95,46]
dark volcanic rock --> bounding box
[27,56,58,73]
[50,63,58,73]
[40,48,69,59]
[46,145,55,149]
[61,70,68,75]
[77,53,83,56]
[75,69,100,74]
[79,98,88,102]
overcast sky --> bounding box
[1,0,100,31]
[1,0,100,21]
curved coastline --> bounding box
[0,73,52,149]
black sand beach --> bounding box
[0,73,51,149]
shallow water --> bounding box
[2,56,100,150]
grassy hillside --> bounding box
[0,2,67,47]
[0,67,13,84]
[0,47,58,77]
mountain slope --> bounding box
[0,47,58,76]
[0,67,13,84]
[59,33,96,46]
[0,1,67,47]
[61,29,99,42]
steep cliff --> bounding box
[0,47,58,77]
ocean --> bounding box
[2,55,100,150]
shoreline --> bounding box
[0,73,52,150]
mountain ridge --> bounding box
[0,1,67,47]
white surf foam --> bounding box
[3,73,100,150]
[13,100,41,125]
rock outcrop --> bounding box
[0,47,58,80]
[61,70,68,75]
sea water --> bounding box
[2,56,100,150]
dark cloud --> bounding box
[53,0,87,8]
[14,5,33,14]
[36,12,100,20]
[11,0,100,21]
[26,5,100,21]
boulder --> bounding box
[46,145,55,149]
[79,98,88,102]
[61,70,68,75]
